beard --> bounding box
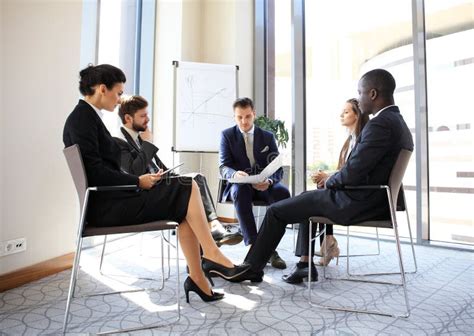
[132,120,146,132]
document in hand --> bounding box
[228,154,283,184]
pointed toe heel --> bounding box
[201,258,251,281]
[184,277,224,303]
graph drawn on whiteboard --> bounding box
[173,61,238,152]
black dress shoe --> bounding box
[282,263,318,284]
[228,269,264,283]
[211,229,224,241]
[216,231,244,247]
[268,251,287,269]
[201,258,251,280]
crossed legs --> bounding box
[178,181,234,295]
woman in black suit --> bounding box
[63,64,249,302]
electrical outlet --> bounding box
[0,238,27,257]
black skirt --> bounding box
[87,176,193,227]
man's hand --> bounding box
[140,127,153,142]
[138,169,163,189]
[234,171,249,178]
[252,179,270,191]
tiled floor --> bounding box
[0,229,473,335]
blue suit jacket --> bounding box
[219,125,283,200]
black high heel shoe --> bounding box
[204,271,215,286]
[184,276,224,303]
[201,258,251,280]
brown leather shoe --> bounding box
[268,251,287,269]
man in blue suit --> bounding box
[219,97,291,269]
[231,69,414,283]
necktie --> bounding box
[244,132,255,167]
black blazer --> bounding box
[63,100,139,187]
[324,106,414,223]
[114,127,175,176]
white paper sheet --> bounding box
[228,154,283,184]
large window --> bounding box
[425,0,474,245]
[94,0,156,136]
[303,0,416,238]
[275,0,293,187]
[267,0,473,247]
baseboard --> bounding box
[0,252,74,293]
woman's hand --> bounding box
[311,170,329,186]
[138,169,163,190]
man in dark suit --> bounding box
[231,69,414,283]
[219,97,291,269]
[114,95,243,246]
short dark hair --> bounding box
[79,64,126,96]
[233,97,254,110]
[118,95,148,124]
[360,69,396,98]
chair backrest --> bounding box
[217,179,226,204]
[63,145,88,213]
[388,149,412,209]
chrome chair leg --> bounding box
[63,236,84,334]
[99,235,107,275]
[405,205,418,273]
[347,210,417,277]
[338,227,381,258]
[293,223,298,253]
[308,189,411,317]
[95,229,181,335]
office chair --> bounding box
[62,145,181,335]
[217,179,297,250]
[307,149,417,318]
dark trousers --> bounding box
[229,182,290,245]
[245,189,341,272]
[294,222,333,257]
[192,174,218,222]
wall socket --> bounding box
[0,238,27,257]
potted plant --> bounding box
[254,116,289,148]
[254,115,290,188]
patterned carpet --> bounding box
[0,229,473,335]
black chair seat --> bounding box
[83,220,179,237]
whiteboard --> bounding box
[173,61,238,152]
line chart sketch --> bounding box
[174,62,237,152]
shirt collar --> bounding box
[83,99,103,119]
[372,104,396,119]
[122,125,140,143]
[239,125,255,134]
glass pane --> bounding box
[425,0,474,245]
[275,0,293,190]
[97,0,138,136]
[304,0,416,238]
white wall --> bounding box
[153,0,254,218]
[0,0,4,248]
[201,0,254,217]
[0,0,83,275]
[0,0,253,275]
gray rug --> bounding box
[0,229,472,335]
